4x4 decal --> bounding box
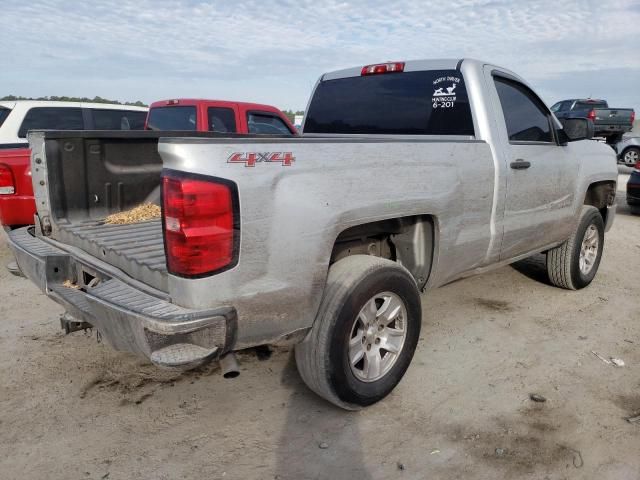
[227,152,295,167]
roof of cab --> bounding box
[0,100,147,111]
[317,58,535,97]
[149,99,283,112]
[322,58,464,81]
[319,58,525,81]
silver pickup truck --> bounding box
[8,58,617,410]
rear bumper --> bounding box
[0,194,36,228]
[595,124,632,136]
[7,227,237,368]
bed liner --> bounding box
[55,219,167,292]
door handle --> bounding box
[510,159,531,170]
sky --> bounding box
[1,0,639,113]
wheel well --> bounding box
[330,215,434,289]
[584,181,616,223]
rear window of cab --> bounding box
[574,101,607,110]
[147,106,197,131]
[304,69,474,136]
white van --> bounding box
[0,100,148,145]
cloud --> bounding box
[1,0,639,112]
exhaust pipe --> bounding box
[219,353,240,378]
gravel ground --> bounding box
[0,173,638,480]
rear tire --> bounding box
[546,206,604,290]
[295,255,421,409]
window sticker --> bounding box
[432,75,461,109]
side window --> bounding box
[208,107,237,133]
[92,109,147,130]
[0,107,10,128]
[247,112,292,135]
[551,101,571,113]
[494,77,553,143]
[18,107,84,138]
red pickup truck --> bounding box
[2,141,64,278]
[0,144,33,228]
[0,99,295,230]
[146,99,297,135]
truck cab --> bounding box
[145,99,297,136]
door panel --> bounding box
[501,143,577,259]
[485,70,578,260]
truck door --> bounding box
[485,70,578,261]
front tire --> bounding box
[295,255,421,409]
[622,147,640,167]
[546,206,605,290]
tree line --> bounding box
[281,110,305,123]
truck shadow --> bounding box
[510,253,551,286]
[273,353,373,480]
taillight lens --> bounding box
[162,171,239,277]
[361,62,405,76]
[587,109,596,121]
[0,164,15,195]
[631,110,635,124]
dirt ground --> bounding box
[1,172,638,480]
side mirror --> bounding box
[558,118,594,144]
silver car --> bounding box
[614,134,640,166]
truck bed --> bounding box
[56,219,167,291]
[29,130,294,291]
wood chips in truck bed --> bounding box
[104,203,161,225]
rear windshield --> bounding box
[304,69,474,136]
[0,107,10,128]
[147,106,197,131]
[574,101,607,110]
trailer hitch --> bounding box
[60,312,92,334]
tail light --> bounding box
[587,110,596,121]
[162,170,239,277]
[631,110,635,124]
[361,62,405,76]
[0,164,15,195]
[635,160,640,171]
